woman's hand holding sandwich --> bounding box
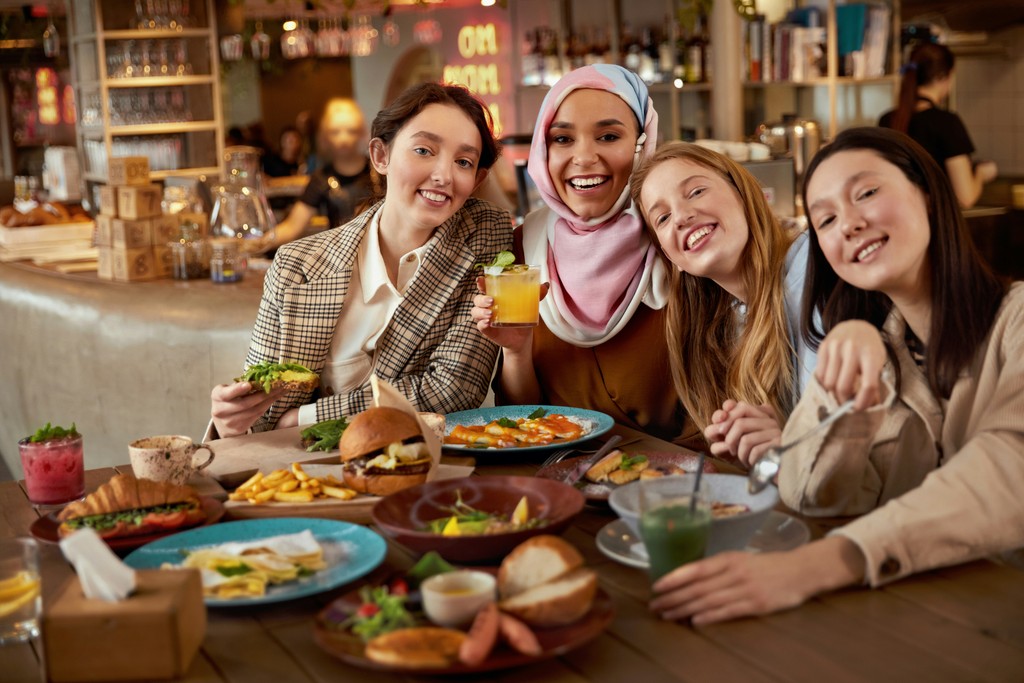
[210,382,286,438]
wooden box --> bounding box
[107,157,150,186]
[152,243,173,278]
[43,569,206,682]
[117,184,162,219]
[150,214,180,245]
[94,215,114,247]
[111,245,158,281]
[96,246,113,280]
[98,185,119,217]
[112,218,152,249]
[176,211,210,238]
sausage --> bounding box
[499,612,542,657]
[458,601,499,667]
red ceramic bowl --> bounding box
[371,475,585,563]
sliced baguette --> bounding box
[498,568,598,627]
[497,535,583,600]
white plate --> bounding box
[596,511,811,569]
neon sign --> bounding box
[443,22,504,135]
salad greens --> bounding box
[341,585,417,642]
[406,551,456,587]
[235,361,316,394]
[29,422,79,443]
[421,490,545,535]
[619,454,648,471]
[300,418,349,452]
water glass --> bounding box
[637,475,711,583]
[0,538,41,644]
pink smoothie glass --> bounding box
[18,432,85,508]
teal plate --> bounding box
[442,405,614,455]
[123,518,386,607]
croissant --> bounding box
[58,473,198,521]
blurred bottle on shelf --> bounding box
[685,14,709,83]
[540,28,562,87]
[521,29,543,86]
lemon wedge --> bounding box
[441,515,461,536]
[0,571,38,602]
[512,496,529,525]
[0,574,40,618]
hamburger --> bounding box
[57,474,205,539]
[236,360,319,394]
[339,407,433,496]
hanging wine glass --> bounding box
[382,17,400,48]
[42,15,60,58]
[251,20,270,60]
[351,15,378,57]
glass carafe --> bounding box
[209,146,276,252]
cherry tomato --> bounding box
[389,578,409,596]
[356,603,380,618]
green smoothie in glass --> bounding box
[640,503,711,582]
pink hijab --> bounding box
[526,65,660,337]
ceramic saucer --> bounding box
[596,510,811,569]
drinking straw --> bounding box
[689,452,706,514]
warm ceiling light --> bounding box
[282,20,297,31]
[481,0,496,5]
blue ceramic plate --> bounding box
[442,405,614,455]
[123,518,386,607]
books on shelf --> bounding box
[743,3,891,84]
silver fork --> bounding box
[540,448,577,469]
[748,399,856,494]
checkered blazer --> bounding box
[246,197,513,432]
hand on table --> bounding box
[814,320,887,411]
[704,400,781,467]
[210,381,285,438]
[648,537,867,625]
[471,276,549,351]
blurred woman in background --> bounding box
[879,42,996,208]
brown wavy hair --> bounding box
[889,42,955,134]
[630,142,797,431]
[801,127,1006,398]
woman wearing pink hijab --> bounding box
[473,65,694,444]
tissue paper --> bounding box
[59,528,136,601]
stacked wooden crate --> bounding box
[95,158,177,282]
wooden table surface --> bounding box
[3,425,1023,683]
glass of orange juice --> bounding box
[0,538,41,644]
[485,265,540,327]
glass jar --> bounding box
[170,221,208,280]
[209,238,245,283]
[209,146,276,253]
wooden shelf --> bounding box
[151,167,219,179]
[101,28,211,40]
[104,76,216,88]
[108,121,218,136]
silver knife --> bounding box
[560,435,623,486]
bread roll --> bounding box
[364,627,465,668]
[496,535,583,600]
[498,568,598,628]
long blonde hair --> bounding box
[630,142,796,432]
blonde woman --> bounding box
[630,141,815,465]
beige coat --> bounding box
[779,282,1024,586]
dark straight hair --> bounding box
[800,127,1006,398]
[890,42,955,134]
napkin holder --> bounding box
[43,569,206,682]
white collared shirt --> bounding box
[297,211,429,425]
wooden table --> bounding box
[4,426,1024,683]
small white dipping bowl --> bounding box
[608,473,779,556]
[421,570,496,628]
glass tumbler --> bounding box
[0,538,41,644]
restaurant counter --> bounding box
[0,261,263,477]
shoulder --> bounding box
[522,206,552,236]
[272,207,373,280]
[438,198,512,258]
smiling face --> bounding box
[639,157,751,299]
[546,89,639,220]
[805,149,931,302]
[370,103,486,238]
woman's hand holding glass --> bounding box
[704,400,782,468]
[471,276,548,351]
[814,320,888,411]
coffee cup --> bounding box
[129,435,215,485]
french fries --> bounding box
[228,462,358,504]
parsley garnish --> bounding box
[497,417,518,429]
[215,563,253,578]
